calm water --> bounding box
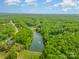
[30,32,44,52]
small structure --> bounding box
[6,40,14,45]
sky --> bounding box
[0,0,79,14]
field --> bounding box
[0,15,79,59]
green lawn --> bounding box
[0,52,7,59]
[0,50,41,59]
[17,50,42,59]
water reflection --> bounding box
[30,32,44,52]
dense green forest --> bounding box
[0,15,79,59]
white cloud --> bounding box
[44,0,53,7]
[62,7,72,11]
[53,0,79,11]
[4,0,21,5]
[62,0,77,7]
[46,0,52,3]
[25,0,36,3]
[25,0,37,6]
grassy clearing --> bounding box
[17,50,42,59]
[0,50,41,59]
[0,52,7,59]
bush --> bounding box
[6,51,17,59]
[15,28,32,49]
